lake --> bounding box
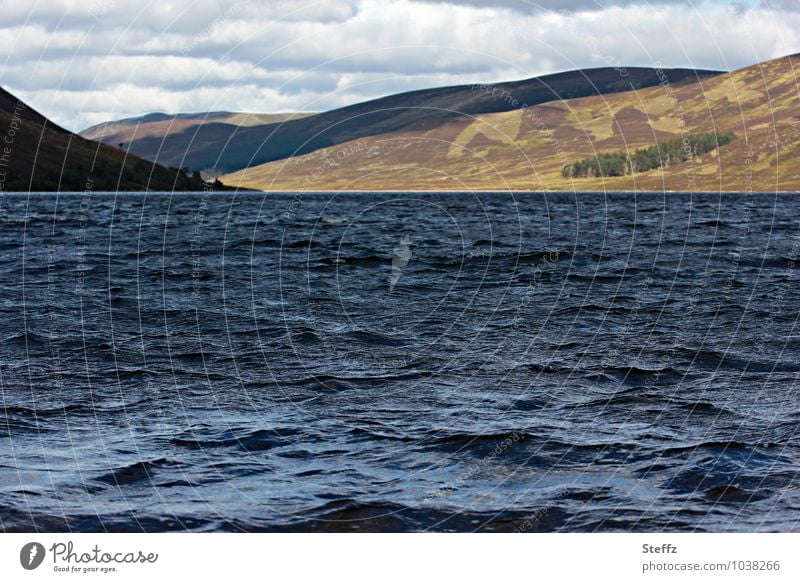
[1,191,798,532]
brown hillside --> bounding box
[80,67,719,175]
[0,87,213,191]
[223,54,800,192]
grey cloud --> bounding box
[416,0,703,13]
[0,0,359,32]
[1,0,798,131]
[761,0,800,9]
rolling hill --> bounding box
[79,67,720,176]
[0,87,212,191]
[222,54,800,192]
[80,111,313,176]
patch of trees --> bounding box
[562,132,736,178]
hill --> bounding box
[0,87,212,191]
[222,54,800,192]
[79,67,720,175]
[80,111,313,176]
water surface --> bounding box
[1,191,798,532]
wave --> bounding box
[267,498,564,533]
[527,362,565,373]
[318,216,349,225]
[347,426,416,442]
[576,390,668,408]
[285,239,322,249]
[96,458,171,486]
[319,255,388,266]
[2,403,88,417]
[660,440,772,454]
[170,426,301,452]
[682,349,800,373]
[703,485,763,502]
[676,401,733,415]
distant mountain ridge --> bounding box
[79,66,721,175]
[80,111,313,145]
[0,87,212,191]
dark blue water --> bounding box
[1,191,798,532]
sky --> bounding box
[1,0,799,131]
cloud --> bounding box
[1,0,798,131]
[417,0,704,13]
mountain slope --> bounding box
[222,54,800,192]
[80,67,720,175]
[80,111,313,175]
[0,87,211,191]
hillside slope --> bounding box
[222,54,800,192]
[80,111,313,175]
[0,88,210,191]
[80,67,720,175]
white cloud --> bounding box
[1,0,798,130]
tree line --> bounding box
[562,132,736,178]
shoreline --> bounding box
[237,189,800,194]
[4,189,799,194]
